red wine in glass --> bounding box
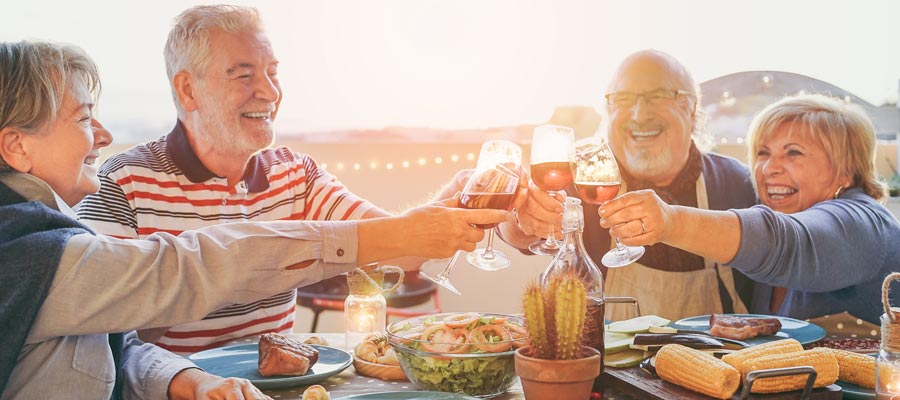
[460,192,516,229]
[574,181,621,205]
[530,161,575,192]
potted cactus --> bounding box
[514,272,602,400]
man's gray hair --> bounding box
[0,41,100,170]
[164,4,265,117]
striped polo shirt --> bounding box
[76,121,374,354]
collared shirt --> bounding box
[1,171,359,399]
[77,121,374,354]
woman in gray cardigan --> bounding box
[598,93,900,324]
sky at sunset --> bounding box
[4,0,899,139]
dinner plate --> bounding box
[669,314,826,346]
[188,344,352,389]
[837,381,874,400]
[334,392,479,400]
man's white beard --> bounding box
[623,147,673,183]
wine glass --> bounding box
[420,140,522,293]
[573,135,645,267]
[462,162,521,270]
[528,125,575,256]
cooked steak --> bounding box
[709,314,781,340]
[258,333,319,376]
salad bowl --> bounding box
[385,312,528,398]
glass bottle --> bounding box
[540,197,605,357]
[877,311,900,399]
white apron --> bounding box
[605,174,748,322]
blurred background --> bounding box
[6,0,899,331]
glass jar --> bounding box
[877,311,900,399]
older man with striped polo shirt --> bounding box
[77,5,401,354]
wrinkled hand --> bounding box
[401,194,510,259]
[512,180,564,239]
[169,368,271,400]
[597,189,673,247]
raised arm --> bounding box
[598,189,741,263]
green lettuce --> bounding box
[395,349,517,396]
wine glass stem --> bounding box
[437,251,462,279]
[480,230,497,260]
[613,238,628,254]
[544,191,561,245]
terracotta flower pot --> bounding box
[514,346,602,400]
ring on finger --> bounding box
[640,219,646,235]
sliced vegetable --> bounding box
[607,315,671,334]
[605,331,635,355]
[632,333,724,349]
[444,312,481,328]
[420,325,470,353]
[604,349,646,368]
[468,325,512,353]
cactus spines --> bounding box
[522,282,551,358]
[521,271,587,360]
[555,276,587,360]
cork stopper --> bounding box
[882,273,900,352]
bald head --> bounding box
[604,50,699,187]
[607,50,696,97]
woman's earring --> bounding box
[834,186,843,199]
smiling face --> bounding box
[187,28,281,157]
[606,51,696,187]
[754,122,849,213]
[22,80,113,206]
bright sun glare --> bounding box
[3,0,898,140]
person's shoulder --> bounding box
[702,152,750,173]
[98,136,170,175]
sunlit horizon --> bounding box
[4,0,899,140]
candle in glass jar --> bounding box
[344,292,386,352]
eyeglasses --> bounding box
[605,89,695,109]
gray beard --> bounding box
[623,147,673,182]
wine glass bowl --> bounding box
[463,163,520,270]
[528,125,575,255]
[574,136,621,205]
[572,136,644,268]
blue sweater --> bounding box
[731,188,900,324]
[0,182,123,399]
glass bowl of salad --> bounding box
[385,312,528,398]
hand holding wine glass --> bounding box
[419,140,522,294]
[573,136,645,267]
[528,125,575,255]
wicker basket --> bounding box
[353,356,408,381]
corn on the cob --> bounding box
[655,344,740,399]
[721,338,804,370]
[821,348,875,389]
[740,348,839,393]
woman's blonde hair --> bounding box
[0,41,100,169]
[164,5,264,117]
[747,93,887,202]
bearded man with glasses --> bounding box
[507,50,760,321]
[596,49,761,321]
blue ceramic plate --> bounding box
[335,392,479,400]
[188,344,352,390]
[669,314,826,346]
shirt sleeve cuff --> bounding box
[322,220,359,264]
[144,358,199,400]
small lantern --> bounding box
[877,273,900,398]
[344,264,403,352]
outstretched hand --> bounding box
[401,193,511,259]
[597,189,674,247]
